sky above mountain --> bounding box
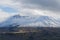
[0,0,60,22]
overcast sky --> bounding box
[0,0,60,22]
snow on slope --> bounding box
[21,16,60,27]
[0,15,60,27]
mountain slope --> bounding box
[22,16,60,27]
[0,15,60,27]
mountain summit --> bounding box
[0,15,60,27]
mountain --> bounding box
[24,16,60,27]
[0,15,60,27]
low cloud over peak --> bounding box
[0,0,60,22]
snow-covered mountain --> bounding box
[0,15,60,27]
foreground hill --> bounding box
[0,27,60,40]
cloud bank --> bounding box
[0,0,60,22]
[14,0,60,17]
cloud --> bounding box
[16,0,60,12]
[0,0,19,22]
[13,0,60,18]
[0,9,10,22]
[19,8,60,18]
[0,6,18,13]
[0,0,21,11]
[0,9,18,22]
[0,0,60,22]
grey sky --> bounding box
[0,0,60,22]
[15,0,60,12]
